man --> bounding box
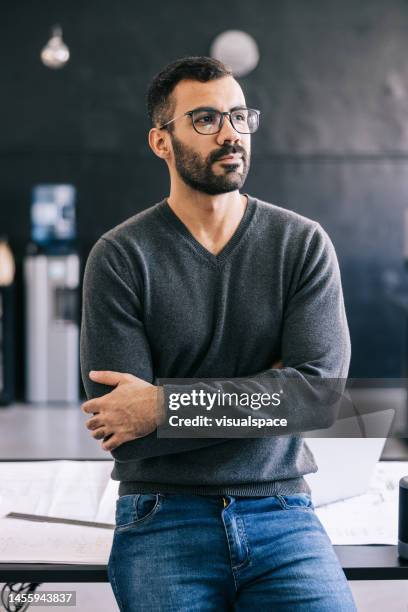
[80,56,356,611]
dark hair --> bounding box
[146,56,233,128]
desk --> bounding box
[1,407,408,593]
[1,546,407,583]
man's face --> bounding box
[167,77,251,195]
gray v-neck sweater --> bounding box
[80,195,351,497]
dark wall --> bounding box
[2,0,408,396]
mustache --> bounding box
[209,144,247,164]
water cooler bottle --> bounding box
[24,184,80,403]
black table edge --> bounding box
[1,546,408,583]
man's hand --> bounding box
[83,360,282,452]
[82,371,165,452]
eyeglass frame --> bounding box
[158,106,261,135]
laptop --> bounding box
[304,407,395,507]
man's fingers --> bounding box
[82,400,100,414]
[92,426,112,440]
[89,370,126,386]
[85,417,102,431]
[101,434,121,452]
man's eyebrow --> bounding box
[188,106,217,112]
[188,105,248,112]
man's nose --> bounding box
[216,114,241,145]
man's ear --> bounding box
[148,127,170,160]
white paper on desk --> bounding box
[95,476,120,524]
[315,461,408,545]
[1,458,407,549]
[0,460,118,525]
[0,518,113,564]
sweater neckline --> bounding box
[158,194,256,266]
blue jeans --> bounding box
[108,492,357,611]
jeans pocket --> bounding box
[115,493,163,531]
[276,493,315,511]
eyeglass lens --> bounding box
[192,109,259,134]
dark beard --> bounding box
[170,134,250,196]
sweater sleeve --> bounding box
[280,222,351,379]
[160,223,351,436]
[80,237,227,459]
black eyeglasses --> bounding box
[159,107,260,135]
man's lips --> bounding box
[217,154,242,162]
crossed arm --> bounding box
[81,237,238,458]
[81,361,283,452]
[80,225,350,459]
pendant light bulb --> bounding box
[41,24,70,69]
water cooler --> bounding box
[24,184,80,403]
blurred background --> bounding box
[2,2,408,609]
[3,0,408,405]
